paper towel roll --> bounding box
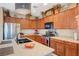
[74,32,77,40]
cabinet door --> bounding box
[35,35,42,43]
[41,37,48,46]
[54,7,77,29]
[78,44,79,56]
[65,42,77,56]
[50,39,65,56]
[29,20,36,29]
[50,39,56,49]
[37,20,41,29]
[24,35,35,40]
[50,39,57,53]
[20,19,29,29]
[56,42,65,56]
[39,19,45,29]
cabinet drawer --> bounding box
[56,40,64,43]
[65,41,77,47]
[56,42,65,56]
[56,50,65,56]
[50,39,56,48]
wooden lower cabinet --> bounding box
[78,44,79,56]
[35,35,42,43]
[35,36,48,46]
[24,35,48,45]
[50,38,78,56]
[50,39,57,53]
[65,41,77,56]
[50,39,65,55]
[24,35,42,43]
[24,35,35,40]
[50,39,56,49]
[56,41,65,56]
[41,37,48,46]
[65,45,77,56]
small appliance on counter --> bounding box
[34,29,39,34]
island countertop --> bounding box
[6,38,54,56]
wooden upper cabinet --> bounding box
[4,17,16,23]
[29,20,36,29]
[75,8,79,29]
[20,19,37,29]
[20,19,30,29]
[64,41,77,56]
[54,7,78,29]
[38,15,55,29]
[41,7,78,29]
[36,19,44,29]
[38,19,45,29]
[54,13,63,29]
[13,6,79,29]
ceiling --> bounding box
[0,3,76,18]
[31,3,58,18]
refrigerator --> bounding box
[4,23,20,40]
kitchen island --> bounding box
[5,37,54,56]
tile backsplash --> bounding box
[21,29,48,35]
[21,29,76,39]
[56,29,75,39]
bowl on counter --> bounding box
[24,43,35,48]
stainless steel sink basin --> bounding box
[17,38,32,44]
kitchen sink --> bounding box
[17,38,32,44]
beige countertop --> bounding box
[24,34,42,36]
[6,38,54,56]
[51,37,79,44]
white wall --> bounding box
[0,8,3,43]
[0,3,15,11]
[0,3,15,17]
